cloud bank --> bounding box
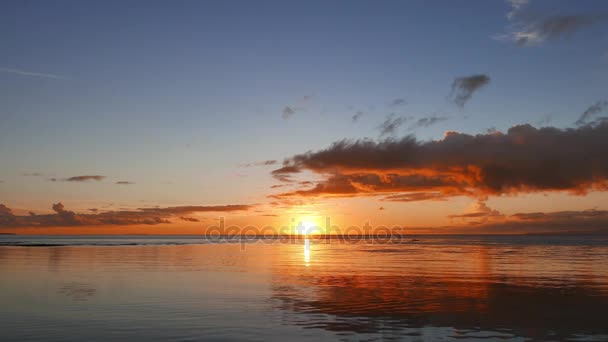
[271,122,608,201]
[0,203,253,228]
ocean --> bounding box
[1,235,607,341]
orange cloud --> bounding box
[271,123,608,201]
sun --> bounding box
[295,216,324,235]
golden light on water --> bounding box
[304,238,311,266]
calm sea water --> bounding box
[1,235,608,341]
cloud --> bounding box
[0,67,68,80]
[381,192,446,202]
[115,181,134,185]
[180,216,200,222]
[138,204,253,215]
[281,95,314,119]
[271,122,608,201]
[450,74,491,108]
[0,204,16,226]
[282,106,296,120]
[378,114,409,136]
[456,208,608,234]
[388,98,407,107]
[576,100,608,126]
[497,2,608,47]
[506,0,528,20]
[409,116,448,130]
[241,160,277,167]
[352,111,364,123]
[448,201,503,223]
[0,203,253,228]
[65,175,105,182]
[22,173,43,177]
[271,165,301,183]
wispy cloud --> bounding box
[506,0,529,20]
[0,67,68,80]
[496,1,608,46]
[378,113,409,136]
[241,160,277,167]
[449,74,491,108]
[352,111,364,123]
[115,181,135,185]
[22,173,43,177]
[49,175,105,182]
[65,175,105,182]
[388,98,407,107]
[282,106,296,119]
[504,15,607,46]
[281,95,314,120]
[409,116,448,130]
[576,100,608,126]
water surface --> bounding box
[1,235,607,341]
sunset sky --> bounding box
[2,0,608,234]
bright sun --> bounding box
[296,217,323,235]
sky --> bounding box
[2,0,608,234]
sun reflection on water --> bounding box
[304,238,311,266]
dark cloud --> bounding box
[271,122,608,201]
[179,216,200,222]
[115,181,134,185]
[0,203,253,228]
[409,116,448,130]
[576,100,608,126]
[65,175,105,182]
[378,114,409,136]
[459,209,608,234]
[282,106,296,120]
[450,74,490,108]
[271,165,301,183]
[0,204,16,226]
[22,173,43,176]
[351,111,364,123]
